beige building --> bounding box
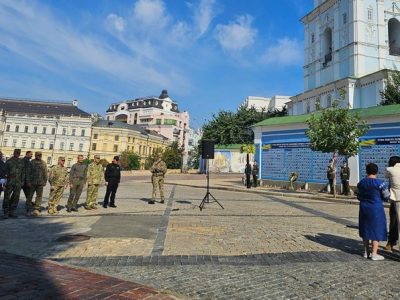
[90,120,170,168]
[0,98,93,166]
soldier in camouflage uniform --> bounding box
[149,155,167,204]
[85,155,104,210]
[67,155,87,212]
[47,157,68,214]
[29,152,48,217]
[3,149,25,218]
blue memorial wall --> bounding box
[259,122,400,183]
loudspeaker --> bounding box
[201,140,215,159]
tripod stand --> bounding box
[199,159,224,211]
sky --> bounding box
[0,0,314,128]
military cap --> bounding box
[35,151,42,156]
[14,148,21,153]
[58,156,66,161]
[113,156,120,161]
[94,155,100,159]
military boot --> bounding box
[32,210,41,217]
[384,242,393,252]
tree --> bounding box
[202,106,287,145]
[188,145,200,169]
[120,151,141,170]
[145,147,164,169]
[162,142,183,169]
[306,92,369,196]
[381,70,400,105]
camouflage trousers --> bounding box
[152,175,165,201]
[85,184,99,208]
[67,182,85,209]
[22,184,32,212]
[27,185,44,211]
[48,186,65,212]
[2,184,22,215]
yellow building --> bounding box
[90,120,170,168]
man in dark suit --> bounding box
[103,156,121,208]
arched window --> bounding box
[306,101,311,113]
[323,27,333,64]
[327,95,332,107]
[389,18,400,56]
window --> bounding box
[6,125,10,132]
[69,143,74,151]
[40,141,45,149]
[127,146,130,151]
[327,95,332,107]
[51,128,56,135]
[115,135,119,141]
[92,143,97,151]
[113,145,118,152]
[368,8,373,21]
[164,119,177,125]
[81,129,85,137]
[156,119,162,125]
[128,137,131,143]
[24,126,28,133]
[31,141,36,149]
[323,27,333,65]
[93,134,98,139]
[388,18,400,56]
[15,125,19,132]
[343,13,347,24]
[42,127,47,134]
[60,142,65,150]
[12,139,17,147]
[22,140,26,148]
[79,143,83,151]
[47,157,51,165]
[49,143,54,150]
[139,145,142,154]
[62,128,66,135]
[3,139,7,146]
[71,129,76,136]
[316,97,321,109]
[33,127,37,134]
[306,102,311,114]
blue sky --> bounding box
[0,0,313,128]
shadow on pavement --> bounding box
[305,233,400,261]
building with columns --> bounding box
[253,0,400,187]
[288,0,400,115]
[105,90,190,167]
[0,98,93,167]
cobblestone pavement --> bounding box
[1,177,400,299]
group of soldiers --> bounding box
[0,149,121,218]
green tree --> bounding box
[162,141,183,169]
[306,93,369,196]
[120,151,141,170]
[202,106,287,145]
[381,70,400,105]
[188,145,200,169]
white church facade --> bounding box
[253,0,400,187]
[289,0,400,115]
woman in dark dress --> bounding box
[357,163,390,260]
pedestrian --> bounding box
[3,149,25,219]
[85,155,104,210]
[252,161,259,187]
[149,154,167,204]
[384,156,400,252]
[22,151,33,213]
[340,161,350,195]
[357,163,390,260]
[245,162,252,189]
[103,156,121,208]
[28,152,48,217]
[47,157,68,214]
[326,159,336,194]
[67,155,87,212]
[0,151,6,201]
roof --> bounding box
[215,144,243,150]
[0,98,91,118]
[93,120,169,140]
[254,104,400,127]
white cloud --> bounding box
[0,0,191,97]
[193,0,217,37]
[214,15,257,53]
[261,38,303,66]
[132,0,169,30]
[106,14,126,32]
